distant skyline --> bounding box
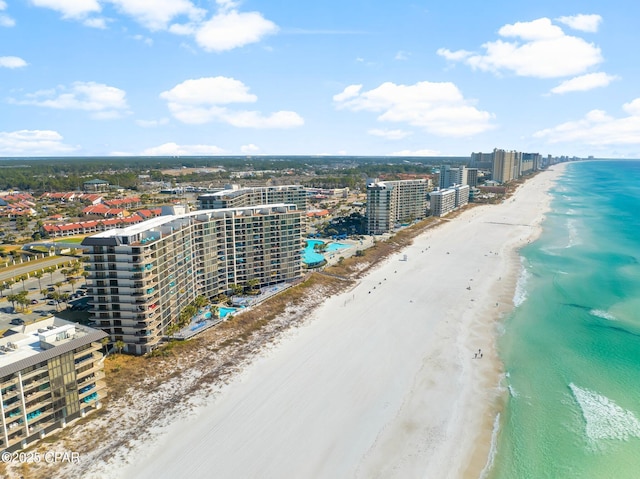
[1,0,640,158]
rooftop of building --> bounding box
[0,317,107,376]
[198,184,305,199]
[81,203,299,245]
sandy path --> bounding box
[86,165,565,479]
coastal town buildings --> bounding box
[81,204,304,355]
[197,185,307,212]
[365,179,428,234]
[0,318,107,452]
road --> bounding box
[0,256,78,284]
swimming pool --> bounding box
[219,306,237,318]
[302,240,350,266]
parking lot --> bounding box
[0,278,91,331]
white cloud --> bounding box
[106,0,205,31]
[161,76,303,128]
[195,10,278,52]
[240,143,260,153]
[13,81,130,119]
[0,15,14,27]
[438,17,603,78]
[142,142,226,155]
[557,14,602,33]
[334,81,494,137]
[332,84,362,102]
[0,129,78,155]
[533,98,640,145]
[136,118,169,127]
[83,17,107,28]
[368,128,412,140]
[30,0,101,19]
[133,34,153,45]
[0,56,27,68]
[550,72,618,94]
[0,2,15,27]
[436,48,472,61]
[29,0,277,53]
[389,149,440,156]
[160,76,257,105]
[395,50,410,61]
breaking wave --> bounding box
[569,383,640,442]
[590,309,617,321]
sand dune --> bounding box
[86,165,565,479]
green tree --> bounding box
[45,266,56,287]
[100,337,110,356]
[18,274,29,292]
[229,284,243,296]
[68,277,78,293]
[33,270,44,292]
[6,293,17,312]
[193,295,209,309]
[5,279,14,294]
[115,340,125,354]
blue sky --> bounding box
[1,0,640,158]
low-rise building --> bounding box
[0,318,107,452]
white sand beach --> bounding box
[83,165,566,479]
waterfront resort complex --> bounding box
[0,318,107,452]
[365,179,428,234]
[82,205,304,355]
[197,185,308,213]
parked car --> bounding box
[30,299,38,304]
[47,300,57,306]
[10,318,24,325]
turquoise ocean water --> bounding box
[489,161,640,479]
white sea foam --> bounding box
[513,259,529,307]
[566,218,581,248]
[590,309,617,321]
[569,383,640,442]
[479,413,501,479]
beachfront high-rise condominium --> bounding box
[82,204,303,355]
[492,149,520,184]
[430,185,469,217]
[197,185,308,212]
[366,179,428,234]
[0,317,107,452]
[439,166,468,189]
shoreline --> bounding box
[50,165,568,479]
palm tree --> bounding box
[100,337,110,356]
[229,284,243,296]
[16,292,29,313]
[45,266,56,287]
[193,295,209,308]
[68,277,78,293]
[5,279,14,294]
[18,274,29,292]
[33,270,44,292]
[115,340,125,354]
[41,289,49,299]
[246,278,260,294]
[0,283,7,298]
[6,293,17,312]
[54,281,63,294]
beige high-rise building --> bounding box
[0,318,107,452]
[366,179,428,234]
[492,149,519,183]
[82,204,304,355]
[198,185,307,212]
